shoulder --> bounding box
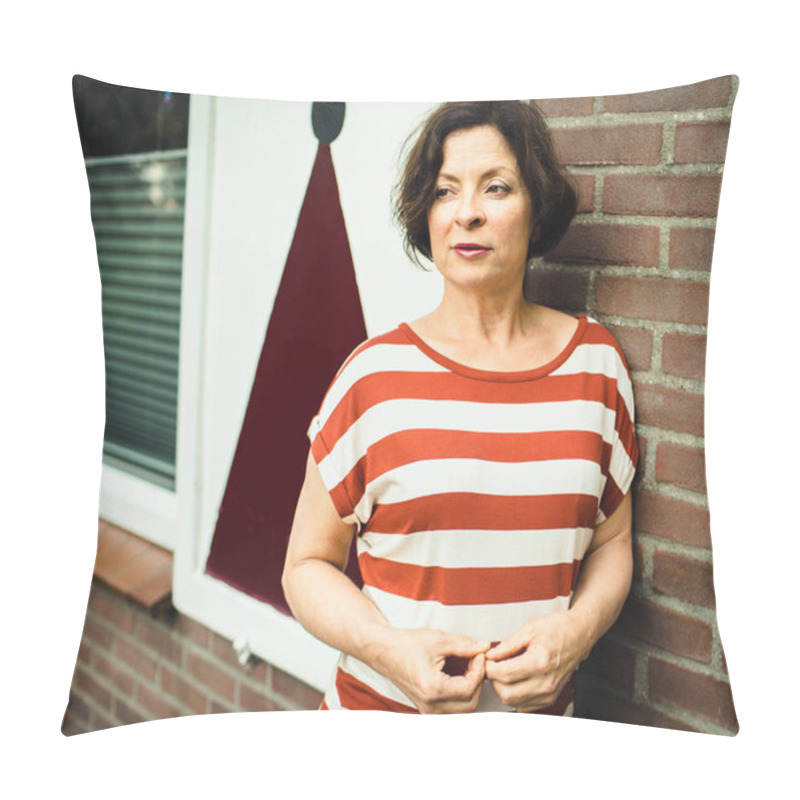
[576,317,632,370]
[316,325,420,422]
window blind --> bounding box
[85,149,187,489]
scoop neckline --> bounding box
[398,315,588,382]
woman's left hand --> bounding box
[484,609,591,713]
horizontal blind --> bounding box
[86,149,187,489]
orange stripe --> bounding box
[368,492,598,534]
[359,553,581,605]
[335,667,419,713]
[319,371,623,450]
[334,430,610,509]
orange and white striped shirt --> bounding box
[308,316,638,713]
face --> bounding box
[427,125,534,293]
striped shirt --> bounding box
[308,315,638,713]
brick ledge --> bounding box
[94,519,173,610]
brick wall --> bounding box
[530,76,738,734]
[62,579,323,735]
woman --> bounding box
[282,101,638,714]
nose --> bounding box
[455,191,485,228]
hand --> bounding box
[484,611,591,713]
[377,628,490,714]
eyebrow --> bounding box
[436,167,514,183]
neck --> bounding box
[431,280,534,346]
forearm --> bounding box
[282,558,395,672]
[567,531,633,662]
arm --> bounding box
[282,449,489,713]
[484,490,633,712]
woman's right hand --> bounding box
[372,628,490,714]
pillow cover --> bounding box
[63,75,737,735]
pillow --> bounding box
[63,75,737,736]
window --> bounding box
[74,76,190,546]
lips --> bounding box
[453,243,491,259]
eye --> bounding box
[486,182,511,195]
[434,186,453,199]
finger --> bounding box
[437,655,485,700]
[485,630,530,662]
[441,634,491,657]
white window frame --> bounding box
[169,94,338,692]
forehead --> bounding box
[439,125,519,172]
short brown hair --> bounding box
[393,101,576,267]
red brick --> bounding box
[674,122,731,164]
[549,223,659,267]
[618,597,712,663]
[82,615,113,651]
[669,227,716,271]
[136,682,183,720]
[595,276,710,325]
[114,697,146,726]
[65,691,91,723]
[553,125,662,166]
[77,639,93,665]
[185,651,236,702]
[174,613,209,648]
[634,383,705,437]
[634,490,711,548]
[648,658,738,732]
[662,332,707,380]
[583,636,637,691]
[574,680,696,732]
[569,173,594,213]
[75,666,112,710]
[524,268,588,312]
[652,551,716,608]
[92,651,135,695]
[87,708,116,732]
[272,667,325,710]
[656,442,707,494]
[534,96,594,117]
[239,684,281,712]
[634,437,647,483]
[606,325,653,372]
[210,632,245,670]
[89,588,135,634]
[633,541,645,581]
[159,665,208,715]
[113,637,157,681]
[134,616,182,665]
[604,175,722,218]
[603,77,731,113]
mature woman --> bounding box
[282,101,638,714]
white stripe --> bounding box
[608,435,636,492]
[555,341,635,420]
[362,585,572,643]
[317,342,447,421]
[320,398,618,482]
[360,457,604,509]
[359,526,594,569]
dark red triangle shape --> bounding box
[205,142,367,612]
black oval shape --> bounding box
[311,102,346,144]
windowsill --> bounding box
[95,519,173,610]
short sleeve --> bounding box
[307,354,370,531]
[596,340,639,524]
